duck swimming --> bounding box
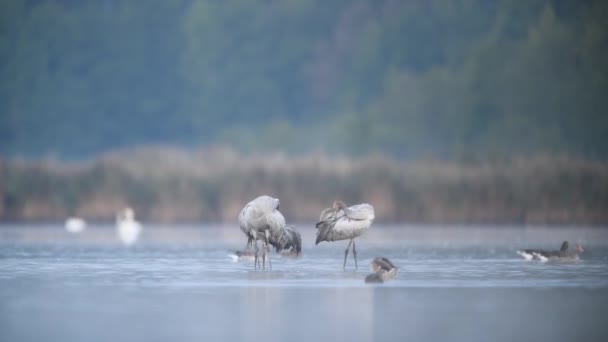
[229,250,256,262]
[365,257,398,284]
[517,241,584,262]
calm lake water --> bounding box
[1,224,607,341]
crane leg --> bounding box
[352,240,358,270]
[343,239,353,270]
[268,247,272,270]
[254,240,259,270]
[244,240,251,251]
[262,242,272,270]
[265,230,272,270]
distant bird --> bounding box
[65,217,87,233]
[116,207,142,246]
[315,200,375,270]
[517,241,568,260]
[238,195,301,270]
[229,250,256,262]
[517,241,584,261]
[365,257,398,284]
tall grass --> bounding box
[2,147,607,224]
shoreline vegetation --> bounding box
[1,147,607,225]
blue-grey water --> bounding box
[1,225,608,342]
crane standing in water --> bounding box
[315,200,375,270]
[238,195,301,270]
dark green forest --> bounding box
[1,0,607,158]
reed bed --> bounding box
[2,147,607,224]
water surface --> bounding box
[1,225,607,341]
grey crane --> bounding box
[238,195,302,270]
[315,200,375,270]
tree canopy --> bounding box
[1,0,606,159]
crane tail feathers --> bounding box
[315,221,332,245]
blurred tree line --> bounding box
[0,0,607,158]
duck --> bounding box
[365,257,398,284]
[517,241,568,260]
[551,242,584,261]
[229,250,256,262]
[517,241,583,262]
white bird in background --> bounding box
[116,207,142,246]
[65,217,87,233]
[238,195,301,270]
[315,200,375,270]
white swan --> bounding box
[116,207,142,246]
[65,217,86,233]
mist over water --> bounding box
[1,225,607,341]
